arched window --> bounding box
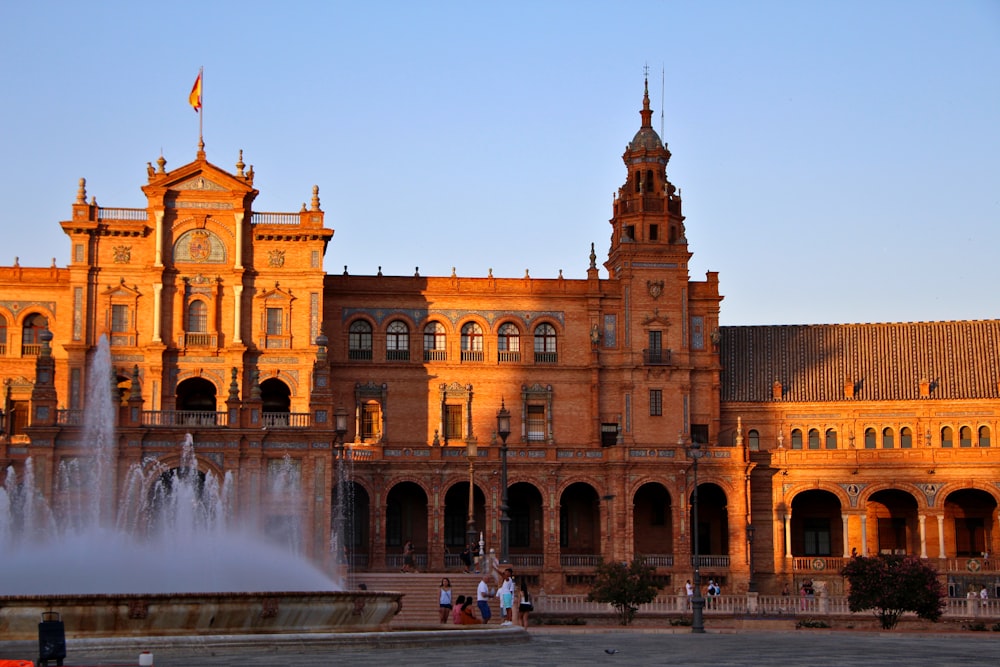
[534,323,557,363]
[386,320,409,361]
[0,314,7,355]
[979,426,991,448]
[348,320,373,360]
[808,429,820,450]
[864,428,877,449]
[791,428,803,450]
[959,426,973,448]
[748,429,760,451]
[186,301,207,332]
[498,322,520,363]
[900,427,913,449]
[460,322,483,362]
[825,429,837,449]
[882,427,894,449]
[423,321,446,361]
[941,426,953,448]
[21,312,49,356]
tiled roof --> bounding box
[720,321,1000,402]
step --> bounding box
[346,573,505,626]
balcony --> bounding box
[643,348,672,365]
[423,349,446,362]
[498,350,521,363]
[262,412,312,428]
[348,348,373,361]
[142,410,228,426]
[386,349,410,362]
[461,350,484,362]
[179,333,217,348]
[534,351,557,364]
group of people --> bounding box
[683,578,721,608]
[438,566,533,628]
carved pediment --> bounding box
[173,175,226,192]
[641,308,671,328]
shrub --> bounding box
[587,557,661,625]
[840,554,946,630]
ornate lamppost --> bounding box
[466,438,478,557]
[496,399,511,564]
[333,407,349,566]
[747,522,757,592]
[686,438,706,634]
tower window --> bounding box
[649,389,662,416]
[649,224,659,241]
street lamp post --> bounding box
[747,523,757,592]
[466,439,478,558]
[496,400,511,564]
[333,407,349,568]
[686,439,706,634]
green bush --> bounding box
[840,554,946,630]
[587,557,661,625]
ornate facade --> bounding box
[1,82,997,596]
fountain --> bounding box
[0,335,400,639]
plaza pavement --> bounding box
[1,625,997,667]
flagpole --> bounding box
[198,66,204,157]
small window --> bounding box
[979,426,991,448]
[423,322,447,361]
[960,426,973,448]
[748,429,760,451]
[111,304,129,332]
[445,404,463,440]
[498,322,520,363]
[649,389,662,417]
[0,315,6,355]
[361,402,380,442]
[601,423,619,447]
[825,429,837,450]
[941,426,953,448]
[534,323,557,363]
[386,320,409,361]
[349,320,373,360]
[460,322,483,362]
[791,429,803,450]
[900,427,913,449]
[808,429,820,450]
[527,405,545,442]
[649,224,659,241]
[266,307,283,335]
[691,424,709,445]
[864,428,877,449]
[882,427,894,449]
[187,301,207,333]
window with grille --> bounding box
[361,403,380,441]
[882,427,894,449]
[460,322,483,362]
[445,404,463,439]
[649,389,662,416]
[423,321,446,361]
[187,301,207,332]
[527,405,545,441]
[266,307,283,335]
[808,429,820,450]
[386,320,409,361]
[533,323,557,363]
[349,320,373,360]
[864,428,877,449]
[498,322,520,362]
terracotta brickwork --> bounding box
[1,82,997,596]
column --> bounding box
[234,212,244,269]
[937,514,946,559]
[783,513,792,558]
[154,211,164,267]
[860,515,868,555]
[152,283,162,343]
[842,513,851,557]
[918,514,927,559]
[233,285,243,343]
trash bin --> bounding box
[38,611,66,667]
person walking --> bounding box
[476,573,493,624]
[438,577,453,623]
[401,540,416,573]
[497,568,515,625]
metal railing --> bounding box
[142,410,228,426]
[97,207,147,221]
[534,351,557,364]
[643,348,672,365]
[498,351,521,363]
[560,554,602,567]
[386,349,410,361]
[424,349,447,361]
[251,212,300,225]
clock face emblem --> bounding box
[188,231,211,261]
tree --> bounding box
[587,557,661,625]
[840,554,946,630]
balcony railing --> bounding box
[386,349,410,361]
[179,333,217,348]
[348,348,373,360]
[534,351,557,364]
[643,348,672,365]
[691,554,730,568]
[0,343,6,355]
[498,351,521,363]
[262,412,312,428]
[423,349,447,362]
[461,350,484,362]
[142,410,228,426]
[560,554,601,567]
[21,344,41,356]
[57,409,84,425]
[643,554,675,567]
[97,207,147,221]
[250,212,300,225]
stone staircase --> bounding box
[346,572,501,626]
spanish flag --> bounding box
[188,71,202,112]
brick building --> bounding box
[1,81,997,596]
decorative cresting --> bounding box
[341,307,564,327]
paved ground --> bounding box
[2,625,997,667]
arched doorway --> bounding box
[443,481,485,558]
[790,489,843,557]
[866,489,919,555]
[559,482,600,558]
[690,483,729,560]
[333,480,370,570]
[176,378,217,412]
[261,378,291,426]
[633,482,673,565]
[385,481,428,570]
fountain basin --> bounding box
[0,591,402,640]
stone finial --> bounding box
[414,267,420,277]
[246,165,254,184]
[76,178,87,204]
[301,203,307,212]
[156,155,166,174]
[772,379,783,400]
[311,185,320,211]
[236,149,245,177]
[524,269,530,278]
[589,242,597,269]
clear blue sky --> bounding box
[1,1,997,325]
